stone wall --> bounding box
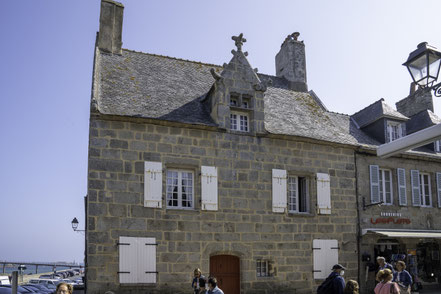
[86,116,359,294]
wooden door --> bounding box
[210,255,240,294]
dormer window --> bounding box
[230,112,249,132]
[242,99,249,109]
[386,121,404,142]
[230,98,238,106]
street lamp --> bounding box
[71,217,85,232]
[403,42,441,96]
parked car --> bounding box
[28,278,60,286]
[73,278,84,289]
[0,285,36,294]
[21,284,53,294]
[0,277,10,286]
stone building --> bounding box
[86,1,441,294]
[352,88,441,293]
[84,1,380,293]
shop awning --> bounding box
[362,229,441,238]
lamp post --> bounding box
[71,217,85,232]
[403,42,441,96]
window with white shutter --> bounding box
[144,162,163,208]
[313,239,339,279]
[119,236,157,284]
[369,165,380,204]
[272,169,287,213]
[411,170,421,206]
[437,172,441,208]
[316,173,331,215]
[288,176,309,213]
[201,166,218,211]
[397,168,407,206]
[419,173,432,207]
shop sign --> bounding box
[371,212,411,225]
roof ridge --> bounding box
[351,98,384,116]
[121,48,224,69]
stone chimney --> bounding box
[97,0,124,54]
[275,32,308,92]
[396,84,433,117]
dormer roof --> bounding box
[351,98,409,128]
[407,109,441,134]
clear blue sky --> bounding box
[1,0,441,263]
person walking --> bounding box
[344,279,359,294]
[374,269,400,294]
[207,277,224,294]
[191,268,207,294]
[393,261,412,294]
[317,264,346,294]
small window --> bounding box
[288,176,309,213]
[166,170,194,209]
[420,173,432,207]
[230,112,249,132]
[386,121,403,142]
[379,169,393,205]
[256,260,273,277]
[230,98,238,106]
[242,99,249,108]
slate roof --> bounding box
[351,98,409,128]
[94,49,380,147]
[407,109,441,134]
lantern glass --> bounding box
[407,54,428,87]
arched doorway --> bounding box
[210,255,240,294]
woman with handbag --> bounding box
[374,269,400,294]
[393,261,412,294]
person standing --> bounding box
[207,277,224,294]
[374,269,399,294]
[317,264,346,294]
[191,268,206,294]
[393,261,412,294]
[376,257,394,272]
[343,279,359,294]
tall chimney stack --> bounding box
[97,0,124,54]
[275,32,308,92]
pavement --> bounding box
[415,284,441,294]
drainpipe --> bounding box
[354,151,362,290]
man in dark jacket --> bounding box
[319,264,346,294]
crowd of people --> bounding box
[192,256,413,294]
[317,256,413,294]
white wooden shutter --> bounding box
[272,169,287,213]
[317,173,331,215]
[411,170,421,206]
[437,172,441,208]
[370,165,380,204]
[313,239,339,279]
[144,162,162,208]
[140,237,157,283]
[201,166,218,211]
[119,236,137,284]
[397,168,407,206]
[119,236,157,284]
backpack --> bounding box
[317,276,335,294]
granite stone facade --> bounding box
[86,116,359,293]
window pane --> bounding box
[288,177,297,212]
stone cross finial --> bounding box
[232,33,246,52]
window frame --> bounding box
[379,169,393,205]
[166,169,194,210]
[386,121,403,142]
[256,259,272,277]
[435,140,441,153]
[230,111,249,132]
[287,175,310,214]
[419,172,432,207]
